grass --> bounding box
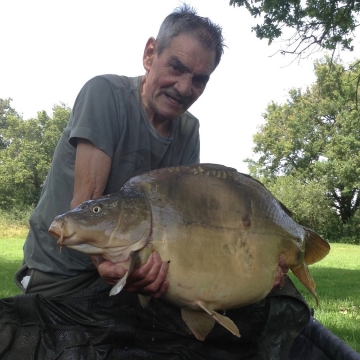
[289,243,360,353]
[0,237,359,353]
[0,210,29,297]
[0,237,24,298]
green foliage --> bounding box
[229,0,360,56]
[247,56,360,231]
[0,98,20,149]
[0,206,32,238]
[263,175,340,239]
[0,206,32,227]
[0,100,70,210]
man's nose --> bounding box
[174,75,192,97]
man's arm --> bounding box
[70,138,111,209]
[71,139,168,297]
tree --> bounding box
[0,98,21,149]
[265,175,341,239]
[0,101,70,209]
[230,0,360,57]
[247,57,360,225]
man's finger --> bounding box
[127,251,162,284]
[125,259,169,294]
[97,261,127,283]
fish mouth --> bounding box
[55,233,76,247]
[48,221,75,246]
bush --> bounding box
[0,206,33,238]
[264,175,360,243]
[330,213,360,244]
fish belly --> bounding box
[151,225,278,311]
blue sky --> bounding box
[1,0,358,172]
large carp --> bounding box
[49,164,330,340]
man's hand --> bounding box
[91,251,169,298]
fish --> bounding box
[49,163,330,341]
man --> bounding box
[11,5,309,359]
[15,5,223,297]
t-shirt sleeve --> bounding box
[68,76,120,159]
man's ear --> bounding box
[143,37,156,71]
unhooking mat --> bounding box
[0,285,359,360]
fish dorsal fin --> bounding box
[138,295,151,308]
[292,263,319,306]
[184,301,241,340]
[109,251,137,296]
[181,308,216,341]
[303,227,330,265]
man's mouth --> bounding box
[163,91,190,107]
[165,93,183,105]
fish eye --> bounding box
[92,205,102,214]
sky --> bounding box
[1,0,359,173]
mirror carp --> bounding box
[49,164,330,340]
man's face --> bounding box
[142,33,216,121]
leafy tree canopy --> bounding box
[0,101,70,209]
[247,56,360,225]
[265,175,340,238]
[0,98,21,149]
[230,0,360,57]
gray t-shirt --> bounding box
[23,75,200,277]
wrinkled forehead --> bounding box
[160,33,216,72]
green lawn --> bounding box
[289,243,360,353]
[0,238,359,352]
[0,237,24,298]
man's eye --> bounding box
[171,64,180,72]
[193,77,207,89]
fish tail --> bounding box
[291,263,319,306]
[303,227,330,265]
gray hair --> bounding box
[156,4,225,69]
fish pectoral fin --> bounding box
[109,251,137,296]
[110,277,127,296]
[181,308,216,341]
[196,301,240,339]
[138,294,151,308]
[292,262,319,306]
[304,227,330,265]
